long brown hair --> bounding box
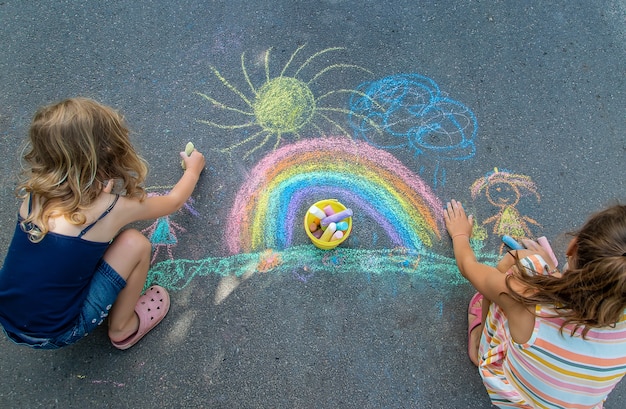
[18,98,148,241]
[506,204,626,336]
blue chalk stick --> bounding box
[502,235,524,250]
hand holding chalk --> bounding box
[537,236,558,267]
[180,142,206,174]
[181,142,195,169]
[502,235,524,250]
[519,238,559,272]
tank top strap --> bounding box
[78,195,120,238]
[26,192,34,215]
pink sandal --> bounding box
[467,292,483,360]
[112,285,170,350]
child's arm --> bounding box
[117,149,206,224]
[444,200,521,302]
[445,199,539,343]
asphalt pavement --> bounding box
[0,1,625,408]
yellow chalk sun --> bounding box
[197,45,374,159]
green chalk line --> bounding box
[146,243,500,291]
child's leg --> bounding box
[468,295,484,366]
[102,229,152,342]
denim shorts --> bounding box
[3,260,126,349]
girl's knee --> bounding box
[104,230,151,281]
[111,229,151,258]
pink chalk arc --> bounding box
[225,137,443,254]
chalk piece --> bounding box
[331,230,344,241]
[323,205,336,216]
[502,235,524,250]
[181,141,195,169]
[321,209,353,227]
[319,222,337,242]
[309,222,318,232]
[308,205,326,220]
[335,221,349,231]
[537,236,558,267]
[312,229,324,239]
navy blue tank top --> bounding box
[0,195,119,337]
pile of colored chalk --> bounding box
[308,204,353,242]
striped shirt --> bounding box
[478,255,626,408]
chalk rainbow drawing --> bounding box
[144,138,506,295]
[470,168,541,253]
[145,61,504,295]
[197,45,375,159]
[224,137,444,254]
[348,74,477,187]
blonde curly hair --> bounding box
[18,98,148,242]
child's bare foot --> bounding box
[468,293,484,366]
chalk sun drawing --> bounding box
[197,45,375,159]
[224,137,444,254]
[348,74,477,187]
[470,167,541,254]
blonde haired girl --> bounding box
[0,98,205,350]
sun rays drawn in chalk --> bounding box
[348,74,478,188]
[470,167,541,254]
[197,45,378,159]
[141,188,200,264]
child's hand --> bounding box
[444,199,474,239]
[180,149,206,175]
[519,238,558,272]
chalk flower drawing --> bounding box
[256,249,283,273]
[470,168,541,253]
[292,265,314,283]
[197,45,374,159]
